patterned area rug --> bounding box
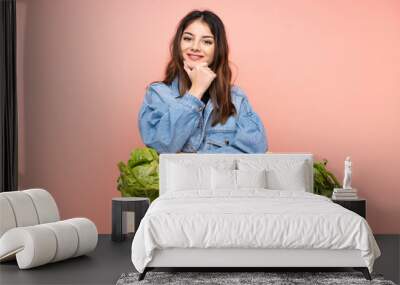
[116,271,396,285]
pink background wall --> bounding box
[16,0,400,234]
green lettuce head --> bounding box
[313,159,341,198]
[117,147,159,202]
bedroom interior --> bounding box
[1,0,399,284]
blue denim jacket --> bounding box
[138,77,268,153]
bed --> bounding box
[131,153,380,281]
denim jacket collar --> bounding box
[171,76,217,127]
[171,77,179,94]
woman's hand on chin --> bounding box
[183,60,216,99]
[184,60,208,70]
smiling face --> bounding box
[180,19,215,67]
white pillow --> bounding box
[167,162,210,191]
[238,159,308,191]
[266,166,307,191]
[236,169,267,189]
[211,168,236,190]
[167,160,235,192]
[211,168,267,190]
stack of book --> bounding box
[332,188,358,200]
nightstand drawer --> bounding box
[332,199,366,218]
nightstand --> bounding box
[112,197,150,242]
[332,198,366,218]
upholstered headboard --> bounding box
[159,153,314,195]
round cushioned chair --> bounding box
[0,189,98,269]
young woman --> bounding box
[138,10,268,153]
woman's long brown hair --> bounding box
[163,10,236,126]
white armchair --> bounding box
[0,189,98,269]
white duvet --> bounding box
[131,190,380,273]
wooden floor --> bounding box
[0,235,398,285]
